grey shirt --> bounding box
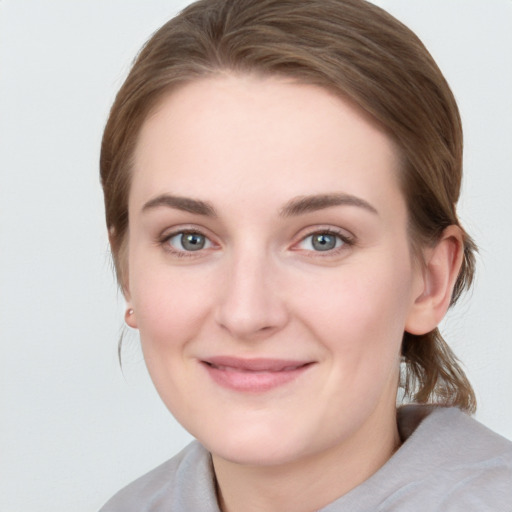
[99,406,512,511]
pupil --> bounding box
[312,234,336,251]
[182,233,205,251]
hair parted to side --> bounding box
[100,0,476,412]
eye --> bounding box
[166,231,213,252]
[297,231,347,252]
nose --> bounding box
[214,248,289,340]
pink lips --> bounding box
[201,356,314,392]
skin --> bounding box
[124,75,463,512]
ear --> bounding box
[123,283,137,330]
[124,304,138,329]
[405,225,464,335]
[120,273,137,329]
[109,227,136,327]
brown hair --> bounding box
[100,0,476,412]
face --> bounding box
[126,75,425,467]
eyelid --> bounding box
[156,224,355,258]
[158,225,219,257]
[169,231,213,250]
[291,226,355,254]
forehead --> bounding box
[131,74,402,214]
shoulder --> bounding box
[98,441,219,512]
[421,407,512,508]
[327,406,512,512]
[391,406,512,510]
[410,406,512,468]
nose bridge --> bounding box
[215,240,287,339]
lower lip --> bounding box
[202,362,313,393]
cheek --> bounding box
[130,262,216,352]
[296,255,414,370]
[129,265,218,421]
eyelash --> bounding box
[158,227,354,258]
[295,228,354,257]
[159,229,215,258]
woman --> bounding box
[99,0,512,510]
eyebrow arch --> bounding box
[142,194,217,217]
[280,193,378,217]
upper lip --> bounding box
[202,356,314,372]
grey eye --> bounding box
[181,233,205,250]
[298,232,344,252]
[311,233,338,251]
[168,232,211,251]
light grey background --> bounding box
[0,1,511,511]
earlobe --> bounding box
[125,306,138,329]
[405,226,464,335]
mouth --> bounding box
[200,356,315,392]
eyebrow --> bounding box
[279,193,378,217]
[141,192,378,218]
[142,194,217,217]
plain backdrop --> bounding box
[1,1,511,510]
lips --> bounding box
[201,356,314,392]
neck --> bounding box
[212,404,400,512]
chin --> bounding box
[199,421,329,468]
[211,441,306,467]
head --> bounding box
[101,0,476,428]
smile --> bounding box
[201,357,315,392]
